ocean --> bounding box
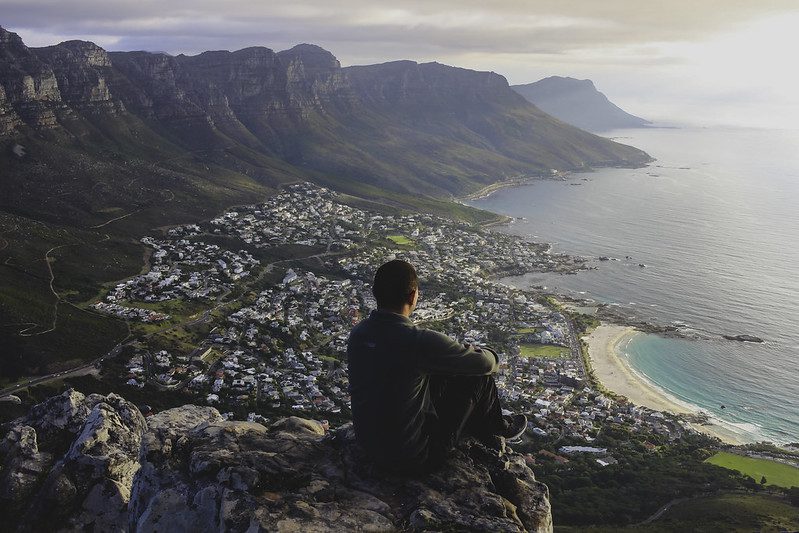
[468,126,799,445]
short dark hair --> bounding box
[372,259,418,309]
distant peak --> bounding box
[277,43,340,70]
[231,46,276,56]
[56,39,103,49]
[520,76,596,90]
[512,75,650,132]
[0,26,25,47]
[280,43,330,54]
[33,39,112,67]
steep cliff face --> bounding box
[0,27,64,129]
[344,60,514,109]
[513,76,651,132]
[33,41,119,114]
[0,391,553,532]
[0,83,23,135]
[0,26,650,199]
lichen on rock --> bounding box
[130,406,552,532]
[1,393,552,532]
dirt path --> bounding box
[90,210,141,229]
[19,244,76,337]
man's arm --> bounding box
[414,329,498,375]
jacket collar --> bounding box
[370,309,414,325]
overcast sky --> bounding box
[3,0,799,128]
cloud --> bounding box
[3,0,798,59]
[3,0,799,127]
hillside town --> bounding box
[102,182,690,451]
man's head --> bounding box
[372,259,418,315]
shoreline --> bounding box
[583,324,748,445]
[458,177,540,202]
[458,171,575,202]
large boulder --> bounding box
[1,393,552,532]
[0,389,146,532]
[129,406,552,532]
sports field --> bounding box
[519,343,569,358]
[387,235,413,245]
[705,451,799,488]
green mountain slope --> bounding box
[0,26,651,376]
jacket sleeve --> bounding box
[414,328,498,375]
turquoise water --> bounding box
[469,127,799,444]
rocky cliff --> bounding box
[0,27,652,377]
[513,76,651,133]
[0,25,649,201]
[0,390,552,532]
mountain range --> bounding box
[0,27,649,212]
[513,76,651,132]
[0,26,650,376]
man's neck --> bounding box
[377,305,412,317]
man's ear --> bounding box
[408,288,418,307]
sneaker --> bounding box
[499,414,527,441]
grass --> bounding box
[519,343,570,358]
[554,493,799,533]
[655,493,799,532]
[705,451,799,488]
[387,234,414,246]
[517,327,542,334]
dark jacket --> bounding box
[346,309,498,467]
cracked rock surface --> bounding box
[0,389,146,532]
[130,407,552,532]
[2,392,552,532]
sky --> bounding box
[3,0,799,128]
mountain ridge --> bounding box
[1,26,650,204]
[0,25,651,378]
[513,76,651,132]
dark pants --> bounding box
[423,374,505,469]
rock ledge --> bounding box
[1,391,552,532]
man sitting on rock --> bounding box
[347,259,527,472]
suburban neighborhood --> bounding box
[94,182,691,450]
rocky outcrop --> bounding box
[0,26,65,130]
[33,41,118,113]
[1,392,552,532]
[129,408,551,532]
[0,390,146,532]
[0,83,24,135]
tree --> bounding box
[760,475,767,486]
[787,487,799,507]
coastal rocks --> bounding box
[722,334,764,343]
[0,389,146,531]
[129,406,552,532]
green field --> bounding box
[705,451,799,488]
[387,235,414,246]
[555,493,799,533]
[519,343,570,358]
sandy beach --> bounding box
[583,324,746,445]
